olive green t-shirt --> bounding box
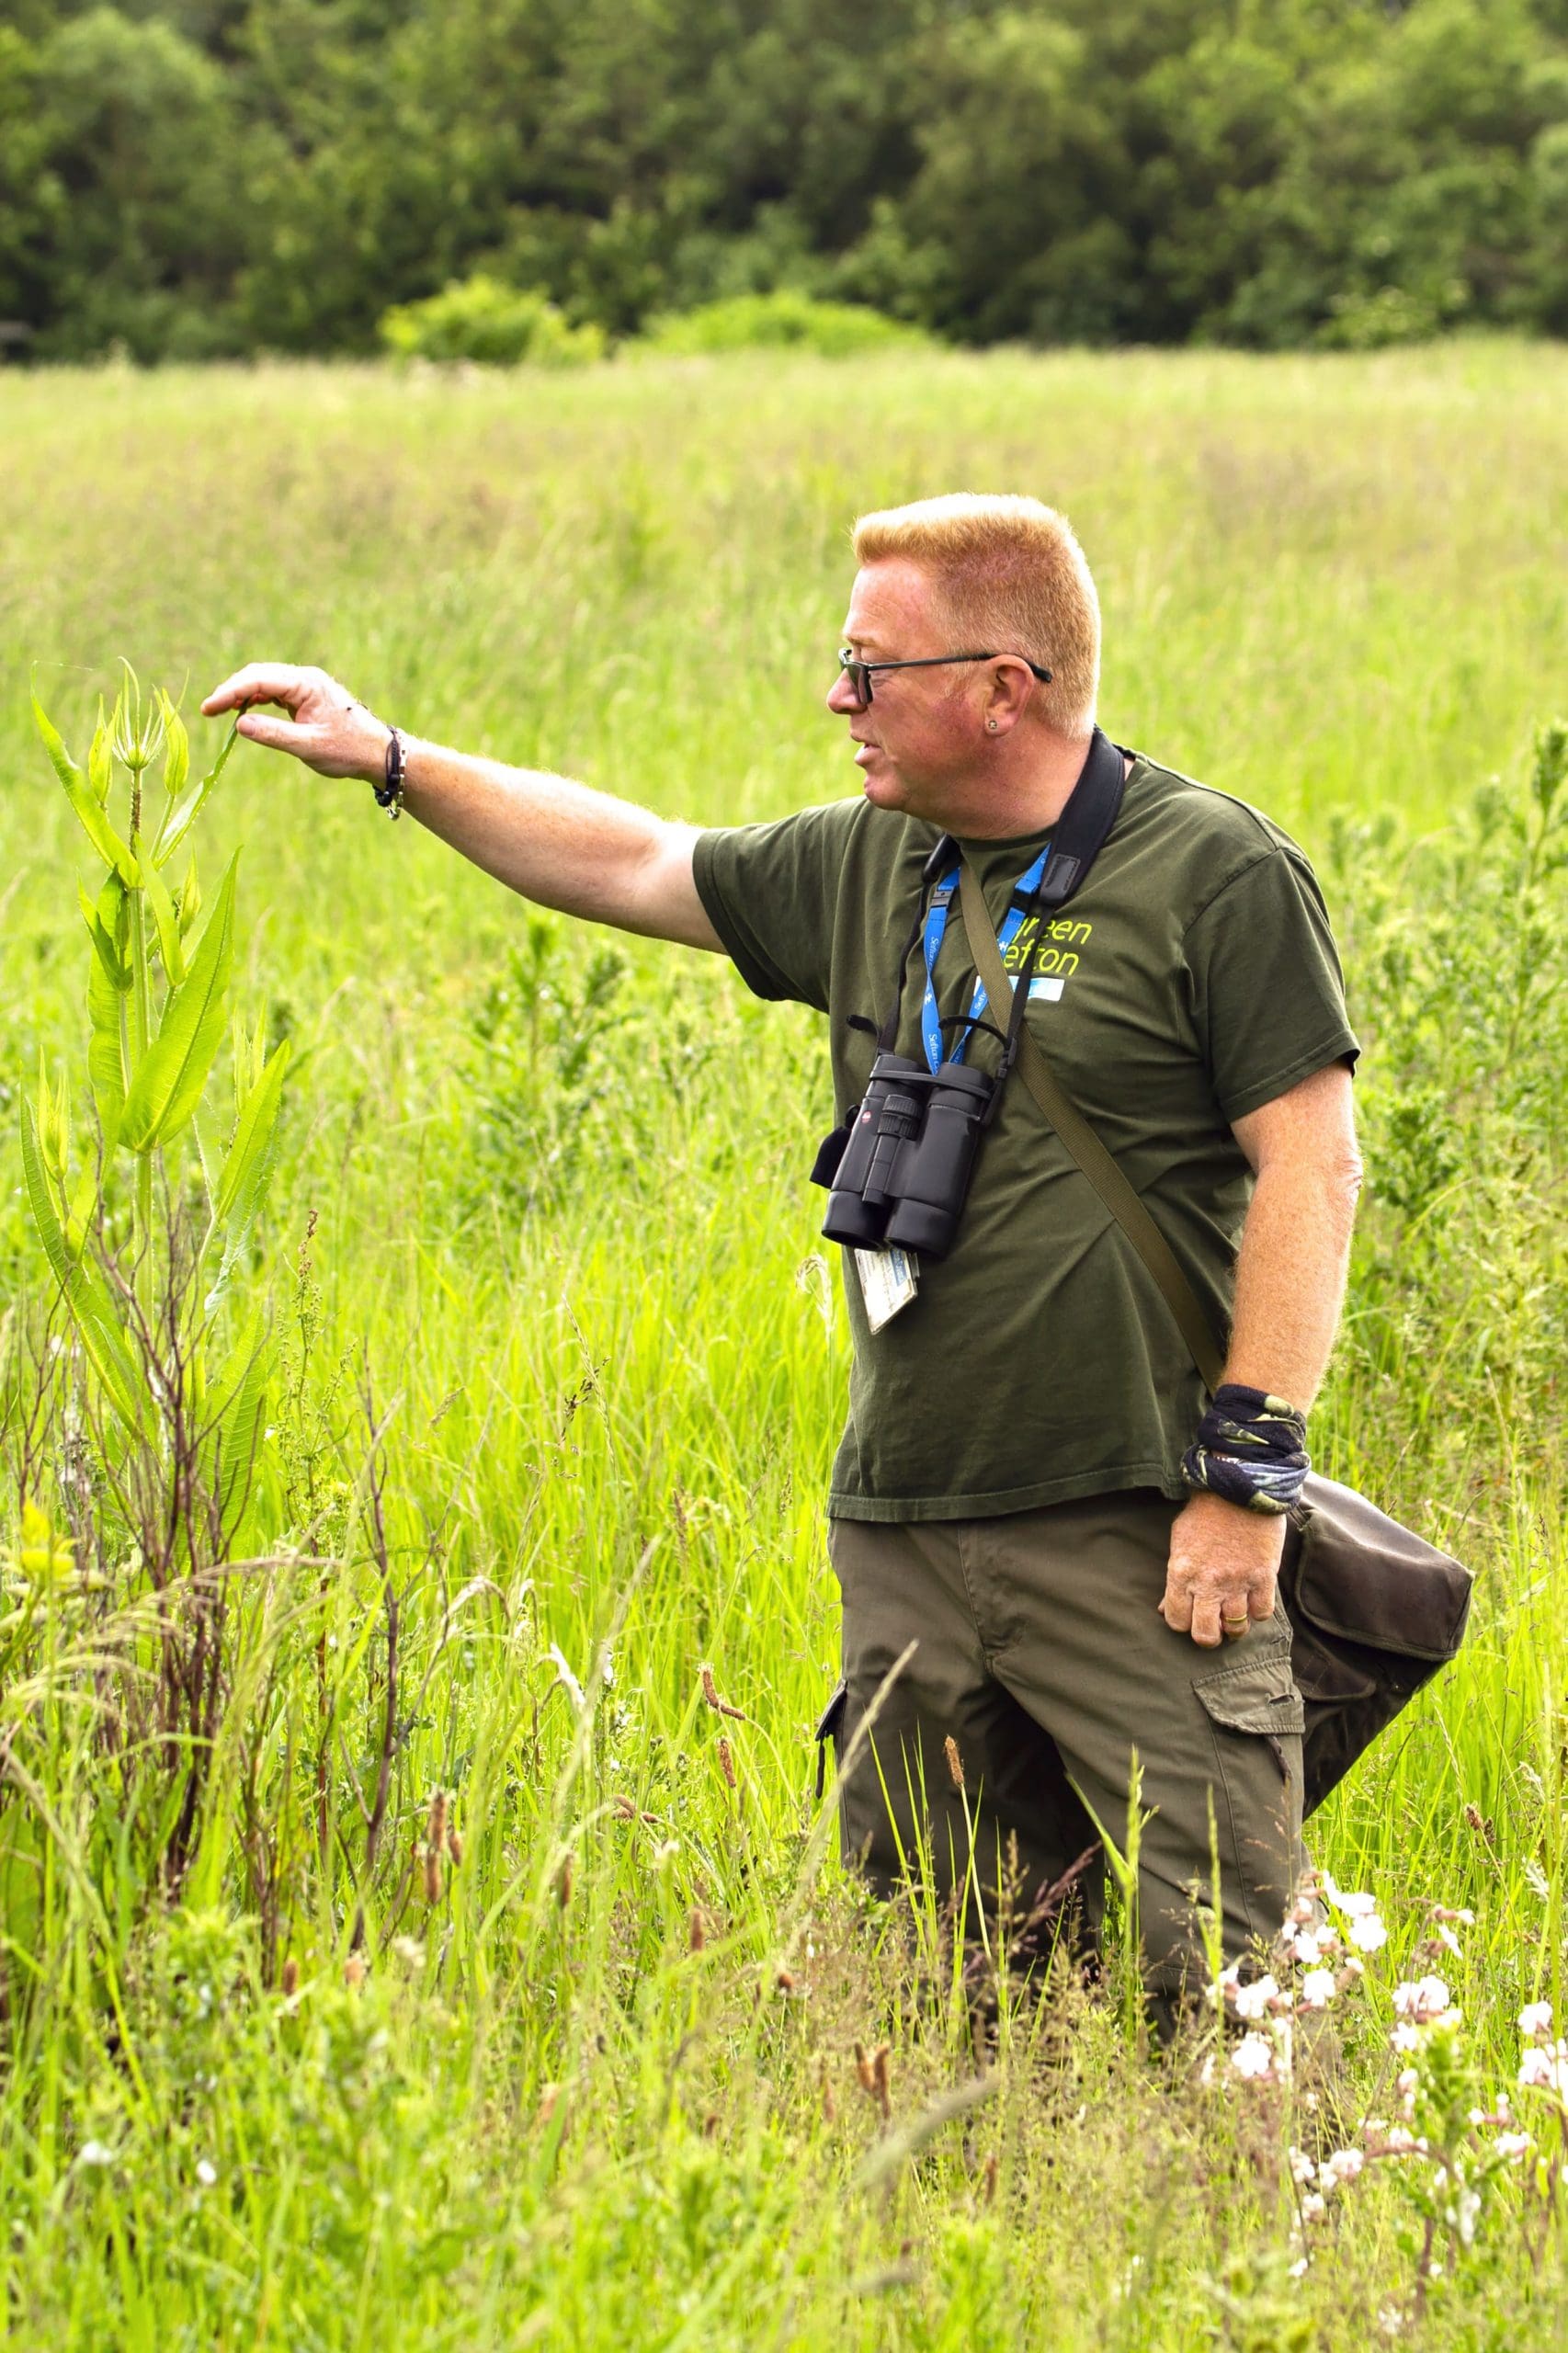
[692,754,1359,1522]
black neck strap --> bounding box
[875,727,1129,1058]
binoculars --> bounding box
[813,1051,996,1261]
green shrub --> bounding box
[639,290,930,358]
[377,275,605,368]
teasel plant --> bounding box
[14,666,290,1891]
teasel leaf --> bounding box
[87,712,113,806]
[157,716,243,868]
[157,692,188,801]
[87,951,127,1145]
[176,852,201,938]
[142,858,186,987]
[19,1103,143,1432]
[33,695,139,888]
[205,1310,272,1541]
[119,857,236,1152]
[207,1040,290,1309]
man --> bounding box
[204,492,1362,2012]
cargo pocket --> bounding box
[1193,1647,1306,1790]
[813,1677,848,1801]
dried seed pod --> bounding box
[699,1663,748,1722]
[776,1967,797,1993]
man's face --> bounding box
[825,559,991,824]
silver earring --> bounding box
[986,718,998,732]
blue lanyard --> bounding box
[920,846,1050,1072]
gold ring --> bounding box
[1221,1616,1249,1641]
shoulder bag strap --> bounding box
[958,857,1228,1395]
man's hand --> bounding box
[1158,1493,1286,1648]
[201,664,390,782]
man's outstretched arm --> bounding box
[200,664,723,952]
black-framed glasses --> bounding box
[835,647,1052,710]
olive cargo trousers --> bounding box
[821,1491,1306,2005]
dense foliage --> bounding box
[3,0,1568,359]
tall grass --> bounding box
[0,342,1565,2348]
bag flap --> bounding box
[1290,1474,1473,1663]
[1193,1647,1305,1737]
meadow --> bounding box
[0,338,1565,2348]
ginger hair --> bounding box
[851,493,1100,735]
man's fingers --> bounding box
[200,664,313,718]
[1188,1595,1224,1648]
[1248,1577,1278,1620]
[235,712,314,756]
[1158,1584,1192,1633]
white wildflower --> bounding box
[1300,2191,1326,2225]
[1289,1926,1328,1965]
[1393,1975,1451,2023]
[1298,1967,1336,2012]
[1347,1911,1389,1952]
[1232,2030,1276,2081]
[1391,2022,1424,2053]
[1321,2147,1364,2188]
[1494,2131,1533,2161]
[1518,2000,1552,2041]
[195,2158,217,2188]
[1517,2044,1567,2093]
[1233,1972,1279,2022]
[76,2141,116,2169]
[1289,2146,1318,2186]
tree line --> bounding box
[3,0,1565,361]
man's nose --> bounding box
[825,670,860,717]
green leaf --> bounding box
[207,1040,290,1308]
[87,715,112,806]
[205,1312,272,1542]
[88,951,127,1144]
[64,1157,99,1261]
[156,716,244,868]
[214,1038,290,1224]
[20,1099,71,1290]
[176,852,201,938]
[33,696,139,888]
[119,858,237,1152]
[157,691,189,801]
[142,859,186,987]
[20,1104,142,1430]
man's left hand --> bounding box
[1159,1493,1287,1648]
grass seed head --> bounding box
[557,1851,574,1909]
[872,2042,892,2119]
[447,1826,462,1866]
[855,2040,876,2095]
[280,1956,300,1998]
[944,1735,965,1790]
[344,1952,366,1989]
[688,1908,706,1952]
[983,2151,999,2205]
[717,1735,737,1790]
[820,2056,835,2123]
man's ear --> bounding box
[983,658,1037,736]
